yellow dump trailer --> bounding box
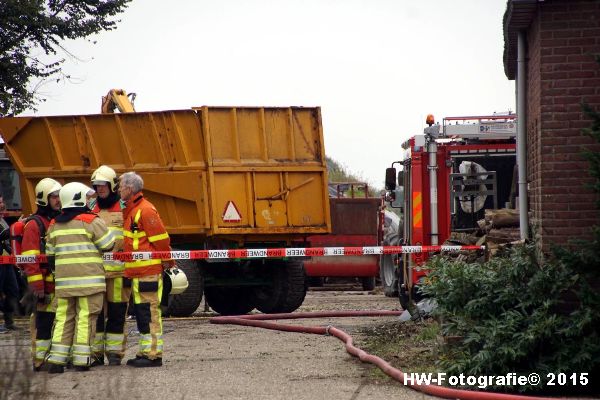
[0,106,331,316]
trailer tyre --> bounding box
[361,276,376,291]
[166,259,204,317]
[204,286,256,316]
[254,260,307,314]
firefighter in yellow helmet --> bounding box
[89,165,129,366]
[21,178,62,371]
[46,182,115,373]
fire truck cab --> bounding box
[384,114,517,308]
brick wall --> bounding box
[527,0,600,250]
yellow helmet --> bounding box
[91,165,118,192]
[165,267,189,295]
[35,178,62,206]
[60,182,95,209]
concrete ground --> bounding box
[1,289,437,400]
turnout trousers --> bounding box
[132,274,163,360]
[48,292,103,367]
[30,294,55,367]
[93,276,131,360]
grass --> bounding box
[357,318,440,383]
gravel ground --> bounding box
[3,288,437,400]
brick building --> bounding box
[503,0,600,249]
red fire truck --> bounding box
[384,114,517,308]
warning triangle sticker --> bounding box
[222,201,242,222]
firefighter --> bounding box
[20,178,62,370]
[89,165,128,366]
[119,172,173,368]
[46,182,115,373]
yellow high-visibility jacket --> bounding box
[46,213,115,297]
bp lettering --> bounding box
[286,248,306,257]
[16,255,37,264]
[209,250,228,259]
[248,249,267,258]
[344,248,363,256]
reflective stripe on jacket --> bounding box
[21,215,54,293]
[93,200,124,277]
[46,213,115,297]
[122,192,171,278]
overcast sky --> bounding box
[30,0,515,187]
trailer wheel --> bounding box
[380,254,399,297]
[361,277,376,291]
[166,259,203,317]
[254,259,307,313]
[204,287,255,316]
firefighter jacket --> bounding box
[21,215,54,294]
[123,192,172,278]
[92,200,124,278]
[46,213,115,297]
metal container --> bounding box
[0,107,331,241]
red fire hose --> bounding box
[210,311,563,400]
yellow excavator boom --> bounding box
[101,89,136,113]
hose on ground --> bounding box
[210,311,563,400]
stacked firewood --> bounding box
[443,208,522,260]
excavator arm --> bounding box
[101,89,136,113]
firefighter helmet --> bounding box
[35,178,62,206]
[165,267,189,295]
[60,182,95,209]
[91,165,118,192]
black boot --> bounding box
[107,353,121,366]
[3,313,17,330]
[3,296,20,330]
[90,355,104,367]
[48,364,65,374]
[126,356,162,368]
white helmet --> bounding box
[35,178,62,206]
[60,182,95,209]
[91,165,118,192]
[165,267,189,295]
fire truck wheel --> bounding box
[166,259,204,317]
[398,284,410,311]
[307,277,325,287]
[253,259,307,314]
[397,271,411,311]
[380,254,399,297]
[204,286,255,316]
[361,277,376,291]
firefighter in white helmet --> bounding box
[46,182,115,373]
[89,165,129,366]
[20,178,62,371]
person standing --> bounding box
[89,165,128,366]
[119,172,173,368]
[46,182,115,373]
[19,179,62,370]
[0,194,21,333]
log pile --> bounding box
[443,208,522,260]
